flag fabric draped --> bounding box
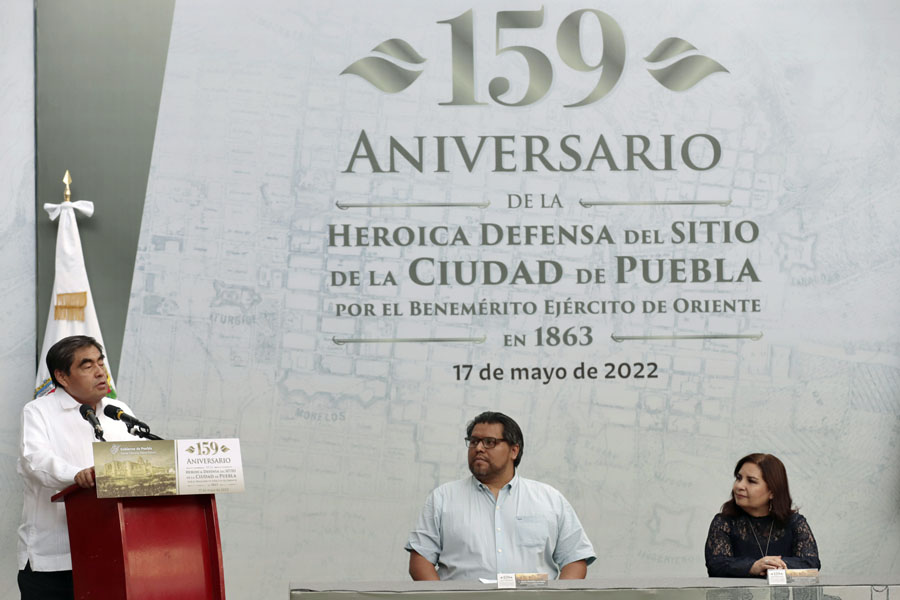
[34,200,117,398]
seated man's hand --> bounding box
[74,467,95,488]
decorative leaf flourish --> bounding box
[644,37,728,92]
[371,39,425,64]
[341,38,426,93]
[644,37,697,63]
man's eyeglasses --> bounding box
[464,436,507,449]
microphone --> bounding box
[104,404,148,430]
[79,404,106,441]
[103,404,162,440]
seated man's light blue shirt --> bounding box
[405,474,595,580]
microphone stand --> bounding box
[126,424,163,441]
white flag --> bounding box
[34,200,117,398]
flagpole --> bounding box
[63,170,72,203]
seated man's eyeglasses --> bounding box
[464,436,506,449]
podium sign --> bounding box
[95,438,244,498]
[177,438,245,495]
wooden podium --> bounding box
[52,484,226,599]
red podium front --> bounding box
[52,485,226,600]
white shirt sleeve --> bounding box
[19,403,83,490]
[405,488,443,564]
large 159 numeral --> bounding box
[439,7,625,107]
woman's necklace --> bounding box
[747,516,775,557]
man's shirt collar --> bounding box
[472,471,519,492]
[53,387,82,411]
[53,387,108,414]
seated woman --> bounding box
[705,453,820,577]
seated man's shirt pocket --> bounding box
[516,514,555,548]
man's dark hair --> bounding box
[466,411,524,468]
[46,335,104,387]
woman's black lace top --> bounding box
[704,511,820,577]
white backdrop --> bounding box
[0,2,36,598]
[0,2,35,597]
[4,1,898,599]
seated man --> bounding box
[17,335,143,600]
[405,411,595,580]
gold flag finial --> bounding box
[63,170,72,202]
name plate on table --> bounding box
[496,573,549,588]
[516,573,549,588]
[767,570,787,585]
[767,569,819,585]
[785,569,819,584]
[94,438,244,498]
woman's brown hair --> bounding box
[721,453,795,527]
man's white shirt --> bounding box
[17,388,142,571]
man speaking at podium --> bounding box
[405,411,595,581]
[16,336,142,600]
